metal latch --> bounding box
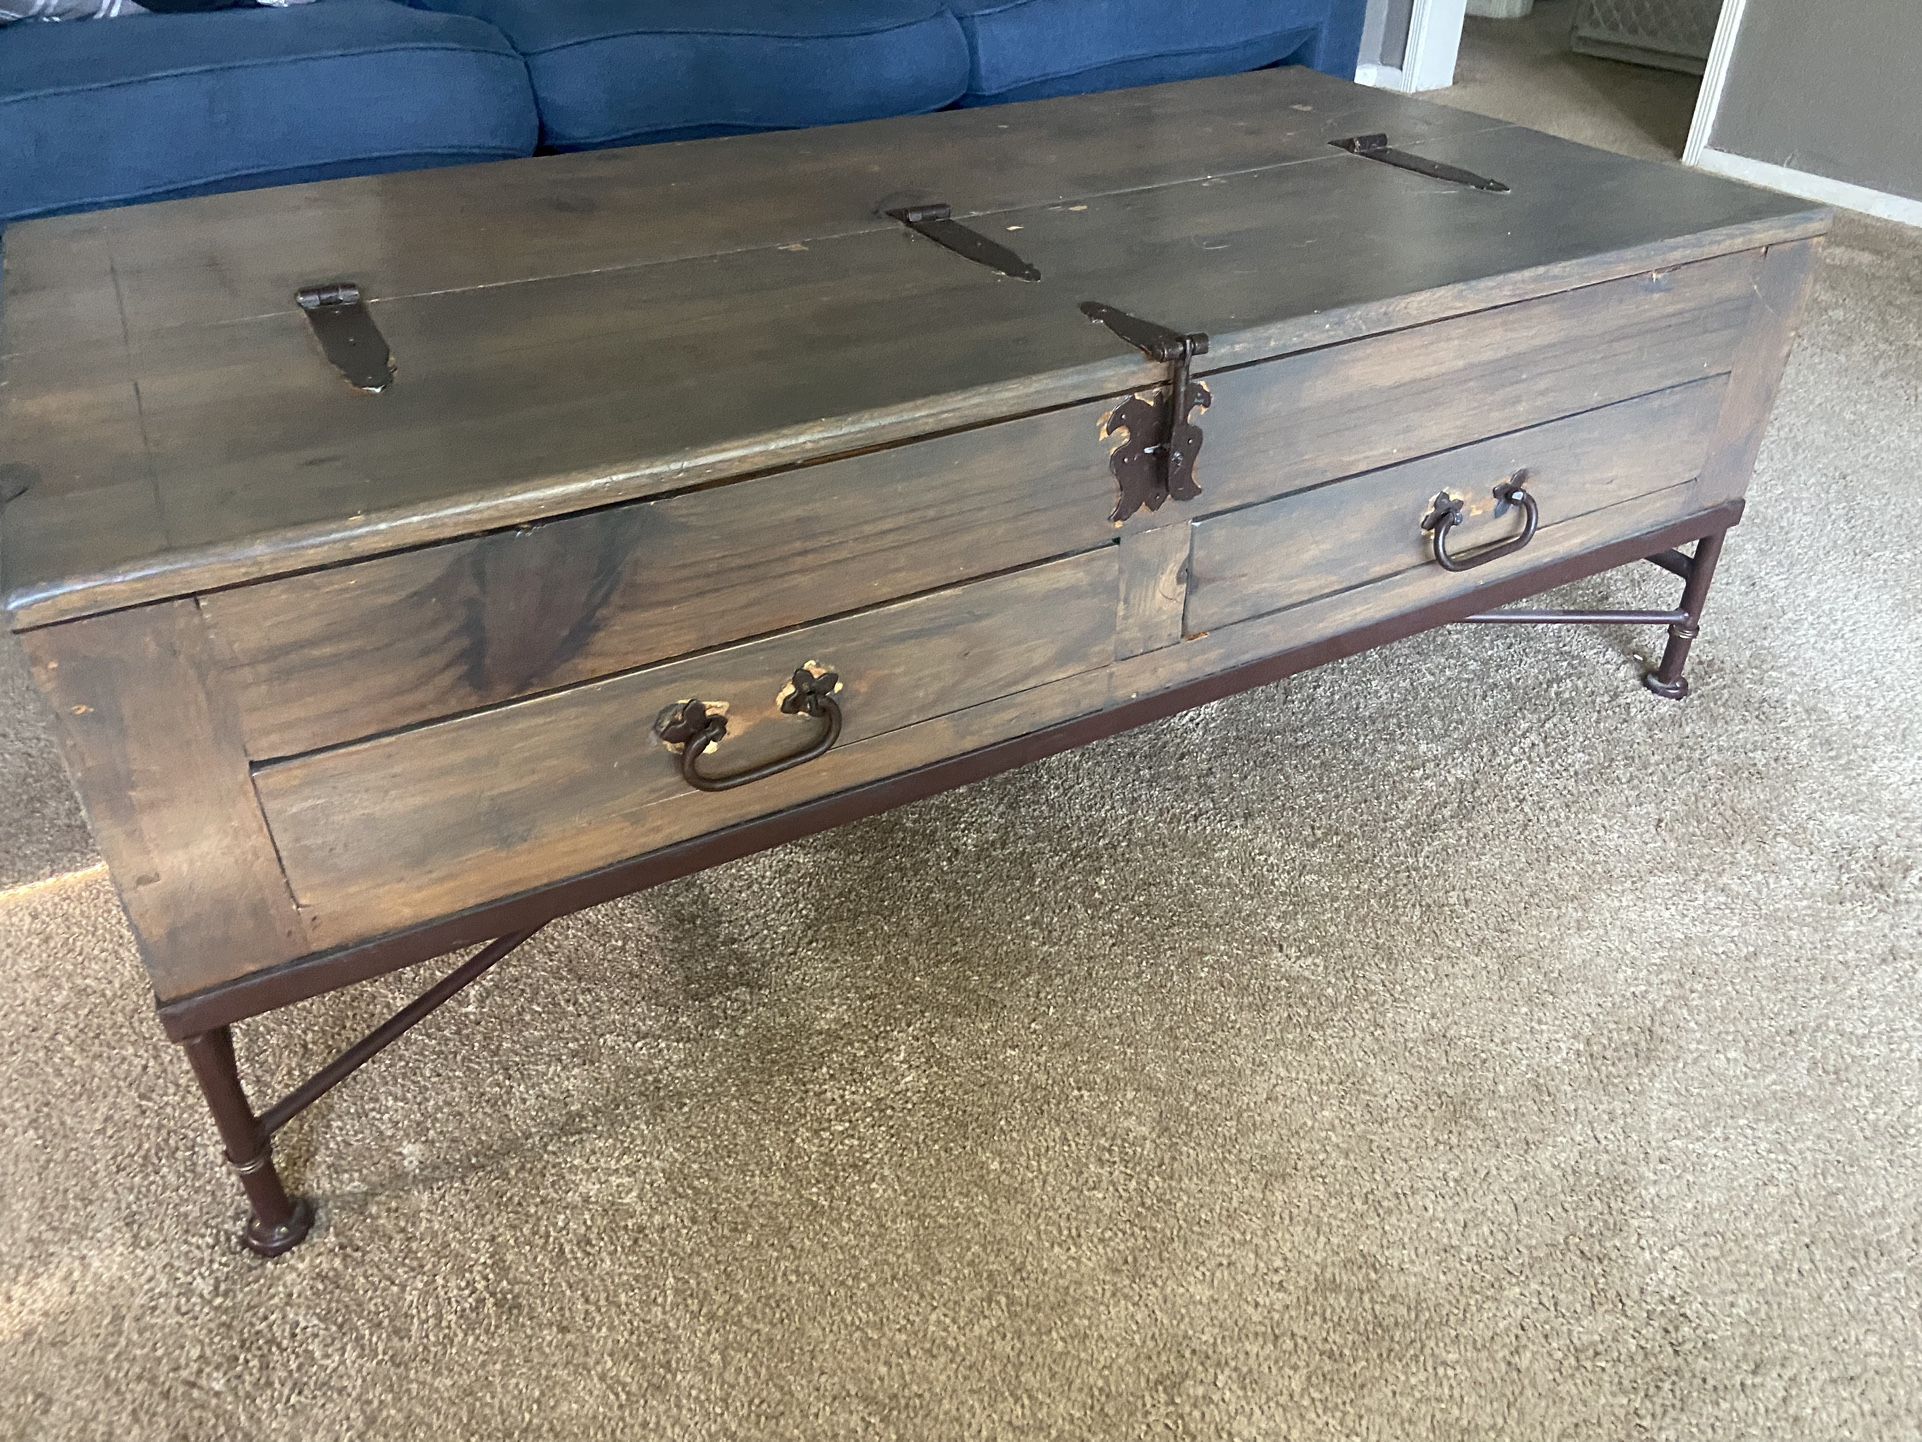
[1081,302,1211,524]
[296,282,395,393]
[1331,133,1509,193]
[885,202,1041,282]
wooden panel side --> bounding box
[1115,523,1193,661]
[1188,377,1728,635]
[203,404,1120,760]
[1197,248,1762,518]
[20,602,307,1002]
[1124,486,1718,704]
[1694,238,1823,508]
[255,550,1120,941]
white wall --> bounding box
[1689,0,1922,225]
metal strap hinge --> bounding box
[885,202,1041,282]
[1331,133,1509,193]
[296,281,395,393]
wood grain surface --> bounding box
[203,249,1759,759]
[203,402,1122,759]
[254,550,1120,938]
[19,604,306,1000]
[1695,238,1824,508]
[1187,377,1728,634]
[3,73,1825,629]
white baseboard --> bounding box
[1355,62,1416,93]
[1692,147,1922,228]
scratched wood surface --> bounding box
[4,75,1829,1010]
[18,603,307,999]
[2,67,1491,351]
[203,248,1756,759]
[2,73,1824,629]
[1186,377,1728,634]
[1695,238,1824,509]
[254,550,1120,935]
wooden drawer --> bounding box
[252,549,1120,941]
[202,251,1761,762]
[1191,249,1761,519]
[202,410,1123,760]
[1186,378,1728,636]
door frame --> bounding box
[1684,0,1922,225]
[1357,0,1468,93]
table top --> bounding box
[1,66,1825,629]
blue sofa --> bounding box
[1,0,1365,225]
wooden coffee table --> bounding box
[1,68,1826,1254]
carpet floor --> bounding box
[3,22,1919,1442]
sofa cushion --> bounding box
[0,0,537,224]
[947,0,1346,105]
[408,0,969,150]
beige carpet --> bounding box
[4,34,1920,1442]
[1439,0,1702,162]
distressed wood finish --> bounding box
[3,67,1492,351]
[1187,378,1728,634]
[1193,250,1760,518]
[203,405,1122,759]
[1696,238,1824,508]
[18,604,305,999]
[3,74,1824,1056]
[203,249,1756,759]
[1115,524,1194,661]
[1122,485,1724,705]
[254,551,1120,938]
[3,74,1826,631]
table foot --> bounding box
[180,1026,316,1258]
[1641,529,1726,702]
[242,1195,316,1258]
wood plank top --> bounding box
[1,67,1826,629]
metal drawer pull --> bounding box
[654,667,844,793]
[1422,472,1539,573]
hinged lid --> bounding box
[1,67,1825,630]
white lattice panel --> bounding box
[1571,0,1721,73]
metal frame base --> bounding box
[1459,529,1726,703]
[167,514,1735,1256]
[179,930,541,1256]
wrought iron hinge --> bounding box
[1081,302,1211,524]
[1331,133,1509,193]
[296,281,395,393]
[885,202,1041,282]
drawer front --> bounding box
[253,549,1119,941]
[201,406,1123,760]
[205,250,1761,762]
[1186,378,1728,636]
[1191,248,1760,519]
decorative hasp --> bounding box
[885,202,1041,282]
[296,282,395,393]
[1330,134,1510,193]
[1101,382,1211,524]
[1082,302,1211,524]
